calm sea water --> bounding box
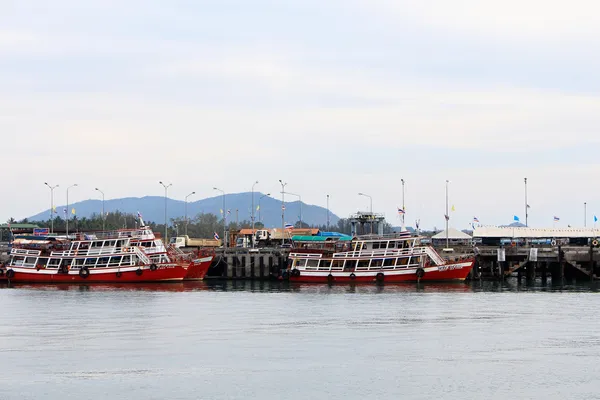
[1,280,600,400]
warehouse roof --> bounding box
[473,226,598,238]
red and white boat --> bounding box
[0,224,212,284]
[288,232,473,283]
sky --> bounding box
[2,0,600,230]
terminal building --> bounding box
[473,226,596,246]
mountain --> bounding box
[28,192,340,228]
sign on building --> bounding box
[33,228,49,236]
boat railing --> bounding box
[166,244,193,263]
[424,246,445,265]
[10,248,41,256]
[331,247,428,259]
[131,246,151,265]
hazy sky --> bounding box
[3,0,600,229]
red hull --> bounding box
[289,260,474,284]
[183,256,213,280]
[0,265,188,284]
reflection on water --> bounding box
[3,278,600,293]
[2,278,600,400]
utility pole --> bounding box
[258,193,270,224]
[185,191,196,236]
[283,191,302,227]
[95,188,105,231]
[279,180,287,244]
[251,181,259,247]
[358,192,373,234]
[213,187,226,247]
[585,202,587,227]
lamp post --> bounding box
[283,191,302,227]
[401,178,406,227]
[445,180,449,249]
[185,191,196,236]
[258,193,270,223]
[326,194,330,230]
[251,181,259,247]
[279,180,287,244]
[585,202,587,228]
[159,181,172,243]
[524,177,528,227]
[44,182,59,234]
[66,184,78,236]
[95,188,105,231]
[358,192,373,233]
[213,187,226,247]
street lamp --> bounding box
[279,180,287,244]
[159,181,172,243]
[185,191,196,236]
[95,188,105,231]
[283,191,302,227]
[584,202,587,228]
[213,187,225,247]
[358,192,373,234]
[44,182,59,234]
[258,193,270,223]
[66,184,78,236]
[251,181,259,247]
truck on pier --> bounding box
[170,235,221,250]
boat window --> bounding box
[372,242,379,250]
[388,241,396,248]
[37,258,49,267]
[383,258,396,267]
[344,260,357,270]
[370,259,383,268]
[84,258,96,266]
[331,260,344,270]
[25,257,37,266]
[107,240,116,247]
[109,256,122,266]
[122,255,132,265]
[293,259,306,267]
[357,260,369,270]
[48,258,60,268]
[320,260,332,270]
[306,259,319,269]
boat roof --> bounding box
[292,235,352,242]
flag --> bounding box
[220,209,223,214]
[282,204,286,211]
[514,215,520,222]
[527,204,531,209]
[397,207,405,215]
[213,232,220,240]
[137,211,142,218]
[52,206,56,213]
[451,205,456,212]
[473,217,479,223]
[284,223,294,230]
[227,210,231,215]
[71,208,76,215]
[415,219,420,229]
[595,215,598,223]
[553,216,560,222]
[256,205,260,211]
[63,208,67,216]
[444,214,449,221]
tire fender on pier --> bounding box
[416,267,425,279]
[593,239,599,247]
[6,269,14,279]
[116,271,122,278]
[291,268,300,277]
[149,264,158,271]
[376,272,384,282]
[349,273,356,280]
[327,273,334,282]
[136,268,143,276]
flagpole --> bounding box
[66,184,78,237]
[524,177,528,227]
[401,178,405,227]
[445,180,449,249]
